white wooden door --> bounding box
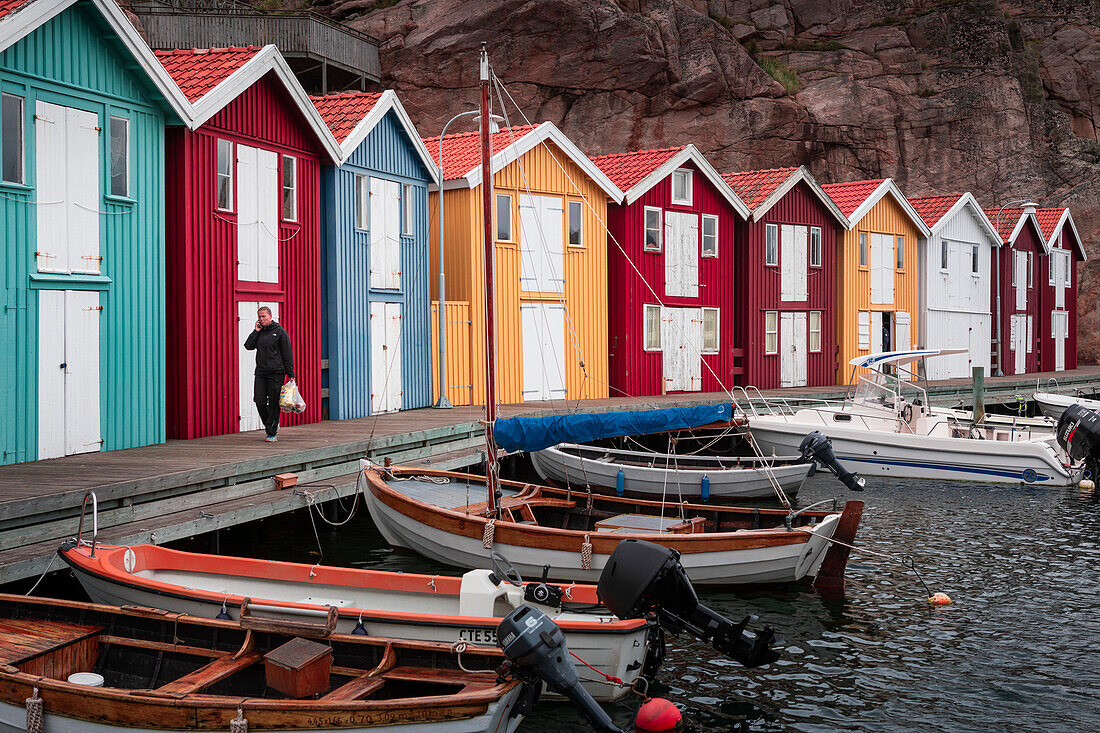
[1011,314,1027,374]
[779,312,808,387]
[663,211,699,298]
[682,308,703,391]
[521,302,566,401]
[369,178,402,290]
[238,300,279,432]
[1052,310,1067,372]
[519,195,565,293]
[1014,251,1027,311]
[780,225,808,301]
[1055,251,1067,309]
[895,311,911,352]
[35,101,100,275]
[870,311,884,355]
[256,149,280,283]
[236,145,258,281]
[370,301,403,413]
[38,290,101,459]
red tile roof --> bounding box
[722,167,798,210]
[0,0,32,20]
[310,91,384,144]
[154,46,264,103]
[589,147,683,193]
[1034,207,1067,243]
[983,207,1030,243]
[821,179,886,219]
[422,125,540,181]
[908,194,962,229]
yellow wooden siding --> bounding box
[427,140,609,405]
[836,194,924,382]
[431,301,473,406]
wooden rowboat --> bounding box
[364,466,863,588]
[0,593,528,732]
[58,541,654,703]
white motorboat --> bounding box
[747,349,1078,486]
[1033,391,1100,421]
[530,442,812,500]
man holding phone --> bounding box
[244,306,295,442]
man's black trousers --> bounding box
[254,373,284,437]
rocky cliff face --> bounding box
[314,0,1099,360]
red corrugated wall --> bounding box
[991,221,1044,375]
[607,161,739,397]
[1037,227,1081,371]
[734,182,839,389]
[166,72,323,439]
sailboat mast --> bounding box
[479,43,501,517]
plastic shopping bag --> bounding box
[279,380,307,414]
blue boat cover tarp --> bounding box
[493,403,734,453]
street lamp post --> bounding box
[992,199,1039,377]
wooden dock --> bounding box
[2,365,1097,585]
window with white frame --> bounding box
[896,235,904,269]
[809,227,822,267]
[216,138,233,211]
[702,308,719,353]
[859,232,867,267]
[809,311,822,352]
[403,183,414,235]
[644,304,661,351]
[281,155,297,221]
[972,245,980,275]
[1027,315,1033,351]
[496,193,512,241]
[764,311,778,354]
[568,200,582,247]
[1,93,23,185]
[765,223,778,266]
[644,206,661,251]
[109,116,129,197]
[355,174,369,230]
[701,214,718,257]
[941,241,949,270]
[671,168,692,205]
[858,311,870,349]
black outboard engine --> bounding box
[497,605,623,733]
[597,539,781,668]
[799,431,865,491]
[1057,404,1100,479]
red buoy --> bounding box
[635,697,682,732]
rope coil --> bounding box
[230,705,248,732]
[581,534,593,570]
[25,687,43,733]
[482,519,496,549]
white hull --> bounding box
[1034,392,1100,422]
[366,485,841,586]
[530,444,811,499]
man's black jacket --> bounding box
[244,322,295,378]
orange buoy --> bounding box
[929,592,953,606]
[635,698,682,732]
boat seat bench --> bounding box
[157,651,263,693]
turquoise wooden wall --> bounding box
[321,110,432,419]
[0,2,169,464]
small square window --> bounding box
[109,116,129,197]
[764,311,778,354]
[403,183,414,235]
[941,241,949,271]
[568,200,583,247]
[809,227,822,267]
[896,235,904,269]
[644,304,662,351]
[355,174,369,230]
[765,224,778,266]
[809,311,822,352]
[282,155,297,221]
[644,207,662,252]
[1,93,24,185]
[859,232,867,268]
[216,138,233,211]
[702,308,719,353]
[671,169,692,205]
[701,215,718,257]
[496,194,512,241]
[972,245,980,275]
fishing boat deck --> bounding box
[1,364,1098,585]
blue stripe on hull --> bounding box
[837,454,1051,483]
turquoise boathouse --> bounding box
[0,0,189,463]
[311,90,437,417]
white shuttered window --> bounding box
[644,305,662,351]
[858,311,870,349]
[764,311,778,354]
[702,308,719,353]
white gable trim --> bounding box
[1004,210,1049,253]
[928,193,1001,248]
[620,145,750,218]
[752,166,849,227]
[1045,208,1086,261]
[448,121,624,202]
[0,0,192,122]
[330,90,439,182]
[845,178,931,237]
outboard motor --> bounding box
[497,605,623,733]
[1057,404,1100,479]
[799,431,865,491]
[597,539,781,668]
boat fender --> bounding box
[216,597,233,620]
[482,520,496,549]
[616,469,625,496]
[353,610,368,635]
[700,475,709,503]
[25,688,43,733]
[581,535,593,571]
[1080,473,1095,490]
[928,592,953,606]
[230,706,247,733]
[634,697,682,732]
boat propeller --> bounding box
[799,431,866,491]
[597,539,781,668]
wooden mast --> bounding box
[479,43,501,517]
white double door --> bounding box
[1010,313,1028,375]
[661,307,702,392]
[779,225,808,301]
[38,290,101,459]
[236,144,279,283]
[369,177,402,290]
[521,302,566,401]
[519,194,564,293]
[867,233,895,305]
[238,300,279,432]
[779,312,807,388]
[370,301,403,413]
[664,212,699,297]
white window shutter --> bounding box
[858,311,870,349]
[236,145,259,282]
[257,149,280,283]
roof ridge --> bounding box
[310,90,386,100]
[724,165,799,176]
[155,45,263,56]
[423,122,540,142]
[590,146,684,160]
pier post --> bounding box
[973,366,985,424]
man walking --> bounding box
[244,306,294,442]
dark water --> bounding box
[29,474,1100,732]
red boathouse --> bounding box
[592,145,750,396]
[1035,208,1085,372]
[722,167,849,388]
[986,205,1046,376]
[158,45,341,438]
